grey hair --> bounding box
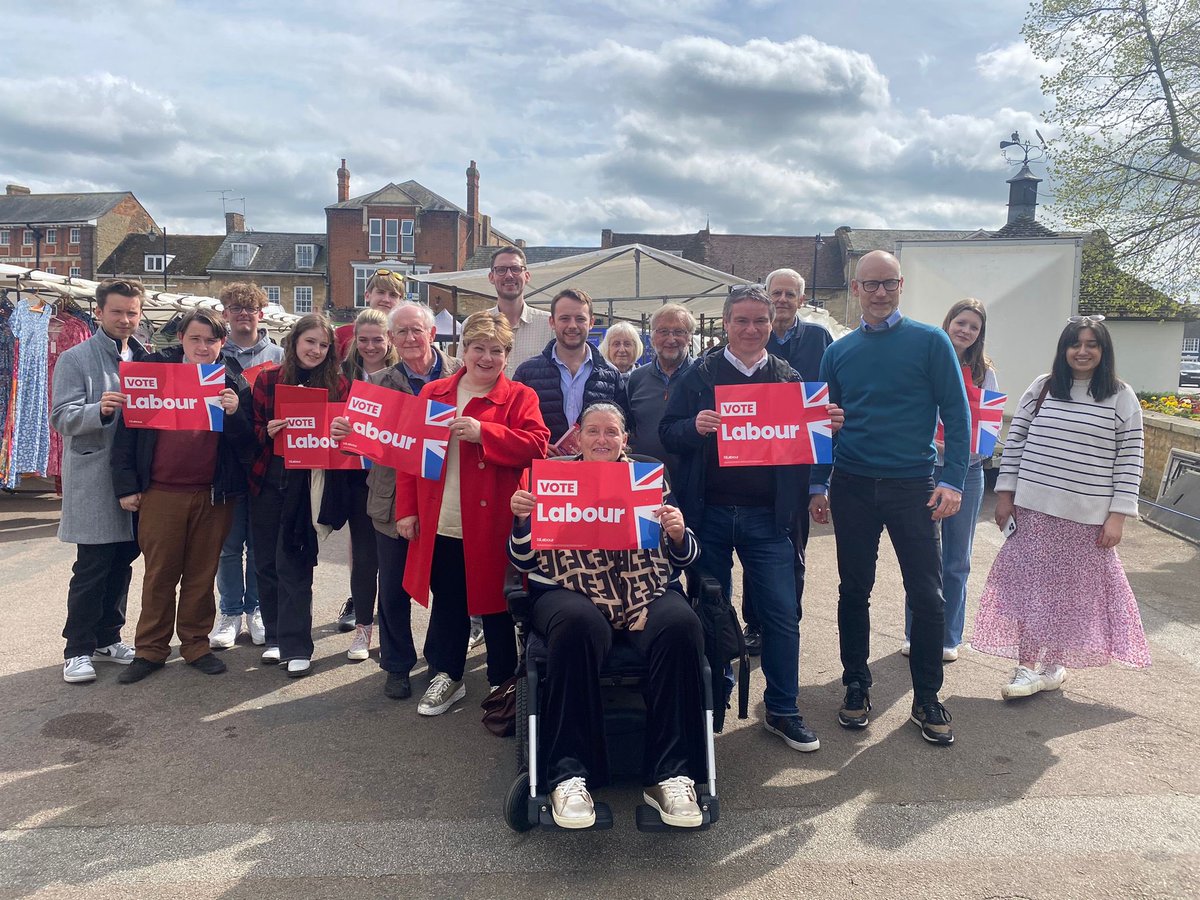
[598,321,644,363]
[722,285,774,321]
[578,402,627,431]
[764,268,805,296]
[650,302,697,333]
[388,300,436,331]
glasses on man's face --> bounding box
[491,265,527,276]
[391,327,429,339]
[225,305,258,314]
[1067,314,1106,325]
[858,278,901,293]
[654,328,690,339]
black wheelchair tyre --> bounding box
[504,771,534,832]
[515,674,529,770]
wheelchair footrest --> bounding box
[534,798,614,831]
[634,794,718,832]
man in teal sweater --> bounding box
[809,250,969,746]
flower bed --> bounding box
[1138,393,1200,420]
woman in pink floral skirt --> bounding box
[972,316,1150,698]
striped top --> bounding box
[997,375,1143,525]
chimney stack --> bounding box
[466,160,480,256]
[337,158,350,204]
[225,211,245,234]
[6,184,31,195]
[1006,163,1042,224]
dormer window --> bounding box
[232,242,255,268]
[145,255,165,272]
[295,243,316,269]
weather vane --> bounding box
[999,130,1047,167]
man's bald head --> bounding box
[852,250,904,326]
[854,250,901,280]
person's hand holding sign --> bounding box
[266,418,287,439]
[451,416,482,443]
[330,415,351,441]
[99,391,128,419]
[511,489,536,521]
[694,409,720,436]
[218,388,239,414]
[655,504,686,547]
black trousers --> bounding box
[831,471,945,705]
[375,529,416,675]
[347,475,379,626]
[250,473,316,662]
[741,496,809,627]
[532,588,707,790]
[423,535,517,686]
[62,540,141,659]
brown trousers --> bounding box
[135,488,235,663]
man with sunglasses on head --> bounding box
[661,284,842,754]
[336,269,406,360]
[486,246,553,375]
[53,278,150,683]
[809,250,969,747]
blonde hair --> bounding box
[460,311,514,352]
[345,307,399,374]
[365,269,406,296]
[599,321,643,366]
[219,282,268,310]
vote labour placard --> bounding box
[277,401,368,470]
[530,459,664,551]
[714,382,833,467]
[119,361,227,432]
[338,380,455,481]
[273,385,326,458]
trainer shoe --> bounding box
[643,776,703,828]
[911,700,954,745]
[337,598,356,632]
[247,609,266,645]
[743,624,762,657]
[1041,664,1067,691]
[189,653,227,675]
[764,714,820,752]
[468,618,485,650]
[384,672,412,700]
[92,641,136,665]
[417,672,465,716]
[837,682,872,729]
[1001,664,1066,699]
[942,646,960,662]
[286,658,312,678]
[900,640,911,657]
[209,614,240,650]
[347,624,372,661]
[550,776,596,829]
[260,646,281,665]
[118,657,165,684]
[63,655,96,684]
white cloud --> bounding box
[976,41,1060,88]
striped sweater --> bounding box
[997,376,1143,525]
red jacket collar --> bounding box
[430,367,514,405]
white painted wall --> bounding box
[1106,320,1185,394]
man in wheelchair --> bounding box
[508,402,708,829]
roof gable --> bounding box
[0,191,135,225]
[98,233,226,278]
[326,179,464,214]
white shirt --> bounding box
[488,301,553,376]
[722,346,768,377]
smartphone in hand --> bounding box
[1002,515,1017,539]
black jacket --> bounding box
[658,346,806,531]
[512,339,628,443]
[110,346,255,504]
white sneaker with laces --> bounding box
[417,672,466,716]
[63,655,96,683]
[348,624,372,661]
[1040,664,1067,692]
[92,641,136,664]
[550,776,596,828]
[209,614,240,650]
[643,775,703,827]
[1002,665,1047,699]
[247,609,266,645]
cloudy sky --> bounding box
[0,0,1057,246]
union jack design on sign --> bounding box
[630,461,664,549]
[715,382,833,467]
[971,388,1006,456]
[199,364,228,431]
[425,400,455,427]
[422,438,448,481]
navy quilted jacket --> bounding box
[512,340,628,442]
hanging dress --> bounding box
[4,299,53,488]
[0,313,16,486]
[46,313,93,477]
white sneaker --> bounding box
[942,646,960,662]
[261,646,281,665]
[286,658,311,678]
[347,624,372,661]
[1040,665,1067,691]
[643,775,703,828]
[209,614,240,650]
[63,655,96,683]
[550,776,596,829]
[417,672,466,716]
[468,622,485,650]
[92,641,136,664]
[1002,665,1050,699]
[900,641,911,657]
[247,609,266,645]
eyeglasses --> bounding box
[491,265,527,276]
[858,278,901,292]
[653,328,690,339]
[728,284,769,301]
[391,327,431,339]
[224,304,259,314]
[1068,314,1105,325]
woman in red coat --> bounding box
[397,311,549,716]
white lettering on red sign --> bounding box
[719,401,756,416]
[535,503,626,523]
[287,434,336,449]
[537,479,578,496]
[719,422,800,441]
[348,397,382,417]
[125,377,159,390]
[287,416,317,429]
[128,396,197,410]
[351,419,415,449]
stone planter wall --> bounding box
[1142,411,1200,498]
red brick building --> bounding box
[324,159,514,320]
[0,185,156,280]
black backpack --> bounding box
[689,573,749,733]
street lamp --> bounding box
[148,225,168,291]
[25,224,44,271]
[809,232,823,307]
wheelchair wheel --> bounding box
[515,674,529,769]
[503,771,534,832]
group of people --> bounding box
[50,244,1150,829]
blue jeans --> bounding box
[905,463,984,649]
[216,495,259,617]
[694,505,799,718]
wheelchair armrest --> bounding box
[506,585,534,625]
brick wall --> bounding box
[1141,412,1200,498]
[95,197,155,277]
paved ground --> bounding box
[1,481,1198,899]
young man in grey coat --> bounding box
[52,278,149,683]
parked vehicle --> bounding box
[1181,361,1200,388]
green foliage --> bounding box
[1079,234,1198,317]
[1025,0,1200,298]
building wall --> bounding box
[0,224,94,277]
[95,197,155,278]
[207,272,327,314]
[1106,320,1187,395]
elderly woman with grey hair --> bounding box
[598,321,644,379]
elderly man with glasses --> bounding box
[660,284,842,753]
[809,250,969,747]
[485,245,553,375]
[626,303,696,480]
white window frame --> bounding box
[45,228,57,245]
[295,243,316,269]
[23,230,35,246]
[1183,338,1200,355]
[0,229,8,246]
[264,285,281,303]
[231,242,254,268]
[69,266,81,278]
[69,227,81,245]
[368,218,383,254]
[144,255,165,272]
[385,219,399,255]
[354,266,373,307]
[400,219,415,255]
[294,286,313,314]
[45,264,56,274]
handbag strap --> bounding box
[1033,378,1051,416]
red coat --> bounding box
[398,369,549,615]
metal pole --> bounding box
[810,233,822,306]
[163,226,169,292]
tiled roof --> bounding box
[705,233,844,288]
[604,231,706,261]
[326,180,464,214]
[0,191,135,225]
[993,217,1060,239]
[837,227,982,253]
[208,232,327,274]
[463,245,599,270]
[97,233,226,278]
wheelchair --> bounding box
[502,577,724,833]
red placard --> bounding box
[273,385,326,456]
[278,401,367,470]
[241,360,279,386]
[338,380,454,480]
[120,361,227,432]
[530,459,664,551]
[715,382,833,467]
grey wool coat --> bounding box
[50,328,148,544]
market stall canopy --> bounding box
[0,264,299,338]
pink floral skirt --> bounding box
[972,507,1151,669]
